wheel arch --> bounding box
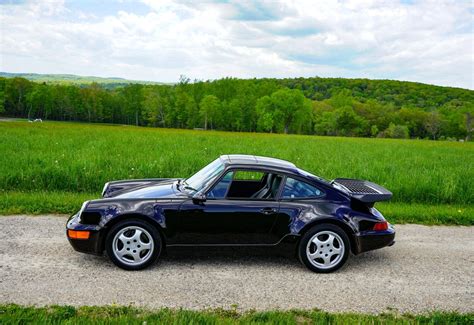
[100,213,166,253]
[298,218,357,254]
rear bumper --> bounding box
[353,224,395,254]
[66,214,103,255]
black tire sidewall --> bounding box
[298,223,350,273]
[105,219,162,271]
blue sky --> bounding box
[0,0,472,89]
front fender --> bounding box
[70,199,182,252]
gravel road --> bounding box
[1,215,473,313]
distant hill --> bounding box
[0,72,166,88]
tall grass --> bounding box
[0,121,473,205]
[1,304,472,325]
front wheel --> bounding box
[298,224,350,273]
[105,219,162,270]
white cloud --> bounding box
[0,0,472,89]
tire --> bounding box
[105,219,162,270]
[298,223,350,273]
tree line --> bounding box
[1,76,473,140]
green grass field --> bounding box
[0,121,472,224]
[1,304,472,325]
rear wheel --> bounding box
[298,224,350,273]
[105,219,162,270]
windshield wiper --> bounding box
[184,185,197,192]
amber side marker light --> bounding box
[68,230,90,240]
[373,221,388,231]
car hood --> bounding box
[112,179,186,199]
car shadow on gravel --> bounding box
[71,243,392,273]
[160,244,392,272]
[164,245,295,262]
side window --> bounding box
[281,177,324,199]
[233,170,265,181]
[207,171,234,199]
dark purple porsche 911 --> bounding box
[67,155,395,273]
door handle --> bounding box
[261,207,277,215]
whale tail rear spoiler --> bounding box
[331,178,392,205]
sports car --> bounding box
[66,155,395,272]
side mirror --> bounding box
[192,193,206,204]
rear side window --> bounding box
[281,177,325,199]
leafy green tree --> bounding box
[383,123,410,139]
[270,88,307,134]
[142,87,163,127]
[4,77,32,117]
[120,84,143,126]
[199,95,220,130]
[227,99,244,131]
[256,96,274,132]
[314,111,337,136]
[424,112,443,140]
[185,97,199,129]
[370,125,379,137]
[0,90,4,114]
[334,106,367,136]
[398,107,429,138]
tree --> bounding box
[424,112,442,140]
[199,95,220,130]
[370,125,379,137]
[4,77,32,117]
[255,96,274,132]
[334,106,367,136]
[120,84,143,126]
[270,88,307,134]
[185,97,198,129]
[383,123,409,139]
[314,111,337,135]
[142,87,164,127]
[466,111,473,141]
[26,83,53,119]
[228,99,244,131]
[0,90,4,114]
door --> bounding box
[171,169,282,245]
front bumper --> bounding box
[66,214,103,255]
[353,224,395,254]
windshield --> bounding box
[184,158,224,193]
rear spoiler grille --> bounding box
[332,178,392,203]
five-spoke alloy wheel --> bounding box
[298,224,350,273]
[106,219,162,270]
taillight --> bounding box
[373,221,388,231]
[67,230,90,240]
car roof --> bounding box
[219,154,331,186]
[219,154,297,170]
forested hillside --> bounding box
[1,76,473,140]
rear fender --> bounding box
[292,205,358,254]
